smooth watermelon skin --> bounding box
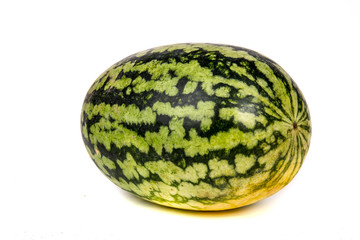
[80,43,311,211]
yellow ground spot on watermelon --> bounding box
[183,81,198,94]
[219,107,268,129]
[215,86,231,98]
[208,158,236,178]
[234,154,256,174]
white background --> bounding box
[1,0,359,239]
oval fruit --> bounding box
[80,43,311,211]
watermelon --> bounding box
[80,43,311,211]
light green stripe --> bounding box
[219,107,268,129]
[89,122,150,153]
[152,100,215,131]
[105,75,132,91]
[132,75,179,96]
[183,81,198,94]
[83,102,156,125]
